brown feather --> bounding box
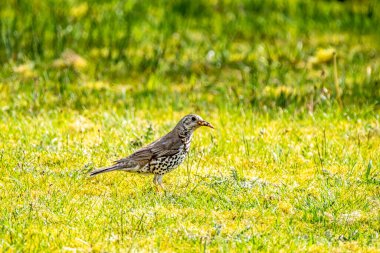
[113,128,183,168]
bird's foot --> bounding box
[154,184,165,194]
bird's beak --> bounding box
[198,120,214,129]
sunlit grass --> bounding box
[1,109,379,251]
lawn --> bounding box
[1,0,379,252]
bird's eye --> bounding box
[191,116,196,121]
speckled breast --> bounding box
[149,149,188,175]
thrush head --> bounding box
[179,114,214,132]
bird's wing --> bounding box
[149,132,183,157]
[114,131,182,167]
[114,147,153,167]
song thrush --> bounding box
[90,114,214,190]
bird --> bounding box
[89,114,214,190]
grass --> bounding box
[1,0,380,252]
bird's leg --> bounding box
[153,175,159,192]
[157,175,165,191]
[153,174,163,192]
[153,174,164,192]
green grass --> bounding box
[1,0,380,252]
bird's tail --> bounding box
[89,165,120,177]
